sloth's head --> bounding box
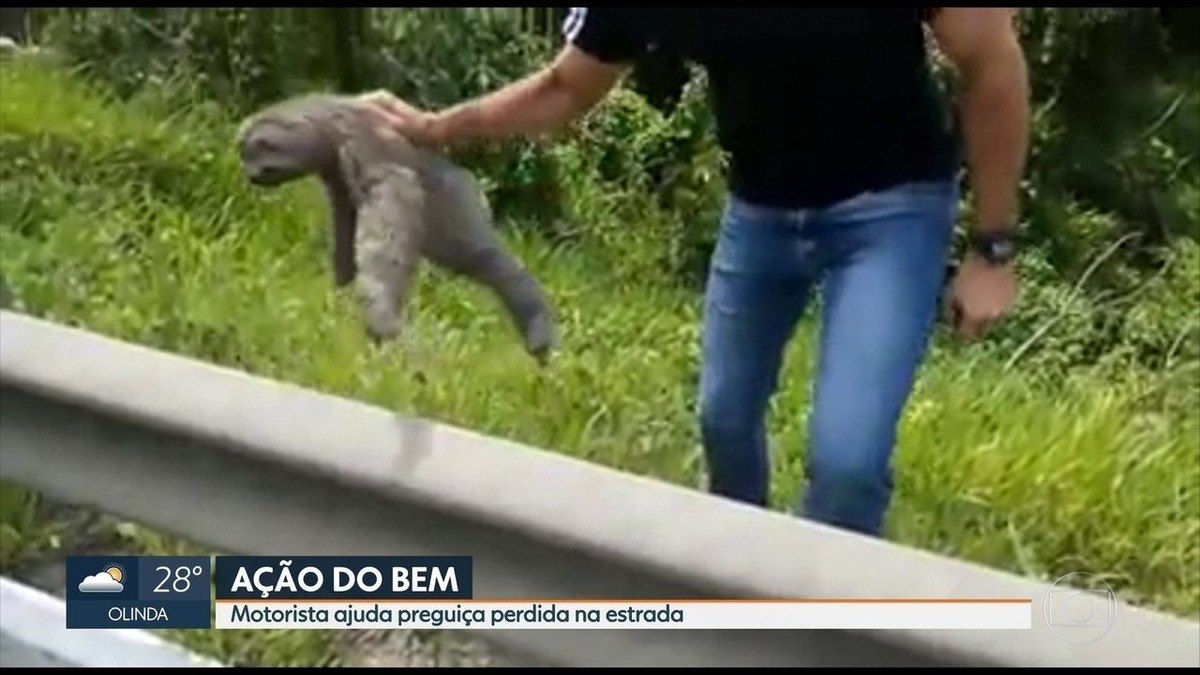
[236,113,335,187]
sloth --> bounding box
[235,93,558,362]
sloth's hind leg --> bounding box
[422,168,558,360]
[354,167,426,343]
[454,245,558,360]
[425,229,559,360]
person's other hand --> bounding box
[357,90,444,148]
[947,253,1017,340]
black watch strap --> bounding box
[969,229,1019,265]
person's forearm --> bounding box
[432,67,590,146]
[958,39,1030,233]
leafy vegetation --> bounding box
[0,7,1196,666]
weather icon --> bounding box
[78,563,125,593]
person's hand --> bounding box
[946,253,1018,340]
[356,89,444,148]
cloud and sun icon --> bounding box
[78,563,126,593]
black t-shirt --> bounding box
[563,8,961,209]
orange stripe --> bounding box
[215,598,1032,604]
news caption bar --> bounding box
[64,555,1032,630]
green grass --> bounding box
[1,55,1197,664]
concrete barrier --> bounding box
[1,309,1197,667]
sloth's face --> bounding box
[238,118,328,187]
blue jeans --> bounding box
[698,179,959,536]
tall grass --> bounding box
[0,54,1197,665]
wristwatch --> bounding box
[968,228,1019,266]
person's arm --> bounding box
[929,8,1030,234]
[369,8,645,148]
[428,45,628,146]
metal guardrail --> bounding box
[0,575,223,667]
[1,309,1197,668]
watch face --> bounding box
[994,239,1016,257]
[973,233,1017,264]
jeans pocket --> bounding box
[894,179,960,202]
[823,179,960,226]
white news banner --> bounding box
[216,599,1032,630]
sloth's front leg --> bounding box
[353,166,426,343]
[320,169,359,287]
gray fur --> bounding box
[235,93,558,362]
